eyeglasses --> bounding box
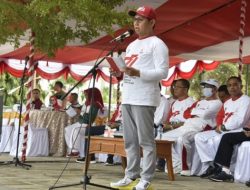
[173,86,187,89]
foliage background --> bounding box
[0,0,130,55]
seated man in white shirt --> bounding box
[66,93,82,124]
[156,79,194,172]
[195,76,250,178]
[154,84,170,138]
[160,79,222,176]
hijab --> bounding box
[84,88,104,112]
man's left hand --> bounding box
[124,67,140,77]
[215,125,222,134]
[244,131,250,137]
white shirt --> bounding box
[154,96,170,126]
[191,99,222,128]
[122,36,169,107]
[223,95,250,130]
[169,97,194,123]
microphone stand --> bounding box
[49,39,125,190]
[0,89,3,143]
[0,57,32,169]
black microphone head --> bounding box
[110,29,134,43]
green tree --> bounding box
[189,62,239,100]
[0,0,130,56]
[0,73,26,106]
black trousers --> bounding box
[84,125,105,157]
[214,132,250,168]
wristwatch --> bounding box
[221,124,228,131]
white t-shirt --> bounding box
[122,36,169,107]
[191,99,222,128]
[223,95,250,130]
[154,96,170,126]
[169,97,194,123]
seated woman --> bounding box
[64,87,106,161]
[50,96,63,111]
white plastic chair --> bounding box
[0,110,15,152]
[0,126,14,152]
[10,124,49,157]
[234,141,250,183]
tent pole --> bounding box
[33,70,37,89]
[246,64,249,95]
[108,73,112,121]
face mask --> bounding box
[202,88,213,97]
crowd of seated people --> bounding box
[2,77,250,186]
[194,77,250,178]
[154,76,250,186]
[159,79,223,176]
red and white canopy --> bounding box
[0,44,220,85]
[87,0,250,63]
[0,0,249,85]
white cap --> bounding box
[200,79,219,88]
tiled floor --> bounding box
[0,153,249,190]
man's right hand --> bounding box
[163,124,173,132]
[110,68,122,77]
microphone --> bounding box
[78,115,85,124]
[24,56,30,68]
[110,29,134,43]
[25,56,30,62]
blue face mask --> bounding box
[202,88,213,97]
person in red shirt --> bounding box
[217,85,230,103]
[31,89,43,109]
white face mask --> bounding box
[202,88,213,97]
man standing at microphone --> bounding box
[110,6,169,190]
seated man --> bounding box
[160,79,222,176]
[66,93,82,124]
[195,76,250,178]
[167,79,177,106]
[190,84,231,175]
[154,85,170,138]
[209,123,250,182]
[31,88,43,109]
[156,79,194,172]
[217,85,230,103]
[67,93,81,109]
[53,81,66,100]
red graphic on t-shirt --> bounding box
[171,111,180,117]
[223,112,233,123]
[125,54,138,67]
